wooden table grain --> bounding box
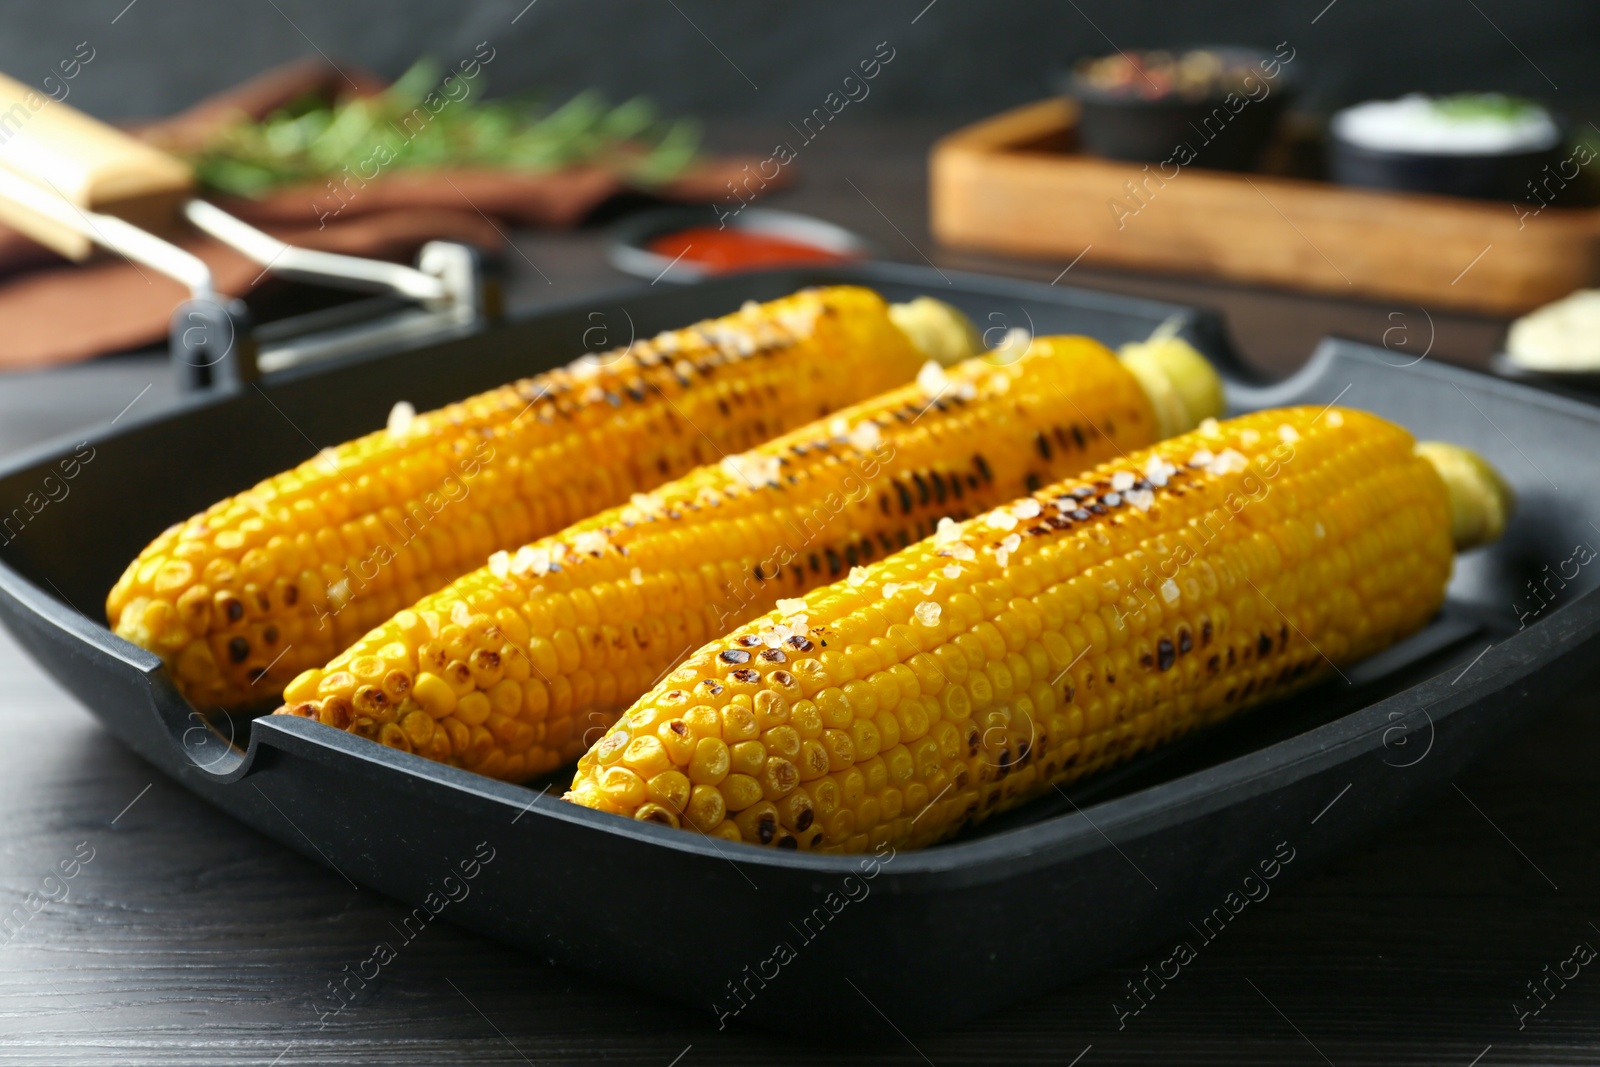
[0,120,1593,1066]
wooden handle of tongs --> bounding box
[0,71,193,259]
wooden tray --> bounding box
[930,98,1600,314]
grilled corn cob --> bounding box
[272,334,1226,780]
[566,406,1511,850]
[107,286,949,711]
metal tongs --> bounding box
[0,72,497,390]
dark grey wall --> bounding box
[1,0,1592,123]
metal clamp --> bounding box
[0,168,495,392]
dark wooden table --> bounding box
[1,120,1595,1066]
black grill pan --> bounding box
[0,264,1592,1037]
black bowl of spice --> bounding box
[1062,46,1296,172]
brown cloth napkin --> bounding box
[0,58,776,370]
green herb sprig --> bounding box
[188,59,701,198]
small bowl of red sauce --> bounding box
[608,207,874,283]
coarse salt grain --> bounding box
[985,509,1019,531]
[935,517,962,543]
[848,566,870,587]
[914,601,942,627]
[849,421,882,450]
[776,598,808,615]
[1111,471,1135,492]
[883,583,902,598]
[1001,533,1022,554]
[1126,489,1156,511]
[386,400,416,437]
[1199,417,1221,436]
[951,543,976,561]
[917,360,949,395]
[1189,448,1215,467]
[1239,429,1261,447]
[722,452,781,487]
[572,530,610,555]
[1161,578,1180,603]
[488,551,510,579]
[1145,455,1176,486]
[943,564,963,579]
[1013,498,1042,519]
[1208,449,1249,476]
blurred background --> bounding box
[3,0,1595,121]
[0,0,1593,386]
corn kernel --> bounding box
[623,735,671,777]
[721,703,759,743]
[657,719,697,764]
[797,740,830,780]
[719,773,763,812]
[728,741,767,778]
[761,725,801,761]
[734,802,782,845]
[598,766,648,808]
[647,770,691,812]
[401,709,434,747]
[634,802,680,828]
[685,784,726,829]
[488,679,523,716]
[760,757,799,800]
[283,669,322,705]
[820,728,855,769]
[689,738,731,785]
[379,723,411,752]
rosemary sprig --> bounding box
[188,59,701,198]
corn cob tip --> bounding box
[1415,441,1515,551]
[888,297,982,367]
[1117,335,1226,439]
